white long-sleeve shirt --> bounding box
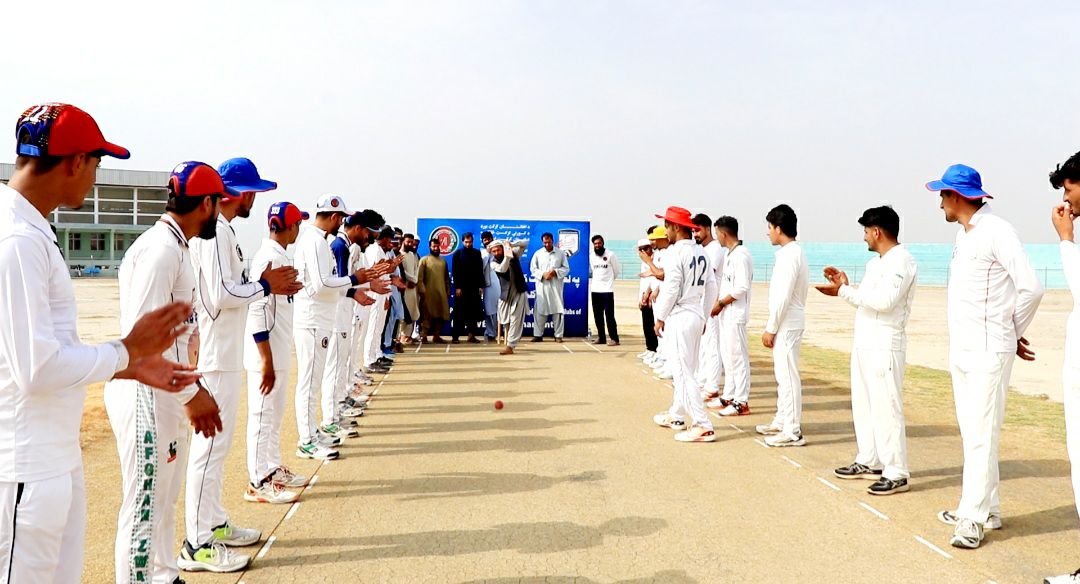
[113,215,200,404]
[0,183,129,482]
[703,240,727,286]
[294,226,357,331]
[947,205,1044,353]
[653,239,716,323]
[638,260,656,298]
[765,241,809,334]
[190,214,269,372]
[719,244,753,324]
[839,244,918,352]
[1061,240,1080,362]
[244,239,297,371]
[589,250,621,294]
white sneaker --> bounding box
[211,523,261,547]
[649,359,666,370]
[765,433,806,447]
[1045,569,1080,583]
[637,350,655,360]
[340,406,365,418]
[674,425,717,442]
[316,430,343,446]
[654,371,673,381]
[178,542,249,573]
[244,481,299,504]
[755,422,784,435]
[936,510,1002,530]
[949,518,984,549]
[296,441,340,460]
[321,422,358,439]
[653,412,687,430]
[271,466,308,488]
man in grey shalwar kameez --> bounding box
[490,239,529,355]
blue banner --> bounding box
[416,218,591,337]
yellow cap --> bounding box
[647,226,667,240]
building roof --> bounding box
[0,162,169,187]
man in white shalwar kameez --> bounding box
[530,233,569,342]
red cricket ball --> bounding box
[494,400,504,410]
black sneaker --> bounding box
[867,477,909,496]
[531,336,543,343]
[833,463,883,480]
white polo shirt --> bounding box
[719,244,753,325]
[113,215,200,403]
[190,214,269,372]
[947,205,1043,353]
[653,239,716,323]
[589,250,621,293]
[765,241,809,334]
[0,183,129,482]
[839,244,918,352]
[293,225,356,331]
[244,238,296,371]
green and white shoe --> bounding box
[320,422,358,439]
[177,542,249,573]
[212,522,261,547]
[296,441,340,460]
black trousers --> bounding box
[640,305,658,352]
[452,290,484,339]
[591,292,619,342]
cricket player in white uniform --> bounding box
[635,238,660,362]
[708,216,753,416]
[293,196,389,460]
[651,207,718,443]
[693,213,726,400]
[640,227,670,377]
[184,158,302,565]
[926,164,1044,550]
[363,227,401,372]
[1048,151,1080,584]
[243,202,312,506]
[0,103,197,583]
[757,204,810,448]
[530,233,570,342]
[346,211,389,406]
[816,206,917,497]
[107,162,235,579]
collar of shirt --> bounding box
[967,203,993,228]
[158,214,188,248]
[2,183,56,243]
[265,237,288,256]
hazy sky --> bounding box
[3,0,1079,248]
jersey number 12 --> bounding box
[688,256,707,286]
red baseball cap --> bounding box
[15,103,129,160]
[655,206,696,228]
[168,162,227,197]
[267,201,309,231]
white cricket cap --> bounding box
[314,194,352,215]
[636,238,651,248]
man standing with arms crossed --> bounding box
[451,232,485,344]
[108,162,232,579]
[589,234,621,346]
[757,204,809,448]
[926,164,1044,549]
[243,202,312,507]
[693,213,725,400]
[707,216,753,416]
[184,157,301,566]
[651,207,717,443]
[1048,151,1080,584]
[0,103,198,583]
[531,233,570,342]
[816,206,917,496]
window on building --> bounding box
[57,212,95,224]
[99,213,133,225]
[69,232,82,251]
[114,233,127,252]
[98,186,134,201]
[90,233,106,252]
[137,188,168,201]
[99,199,133,213]
[137,200,166,215]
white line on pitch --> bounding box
[414,343,421,353]
[305,475,319,491]
[445,345,450,353]
[285,502,300,521]
[641,369,651,375]
[781,455,802,469]
[753,438,768,448]
[817,477,841,492]
[729,423,745,433]
[666,383,674,390]
[563,344,574,353]
[914,535,953,559]
[256,535,277,559]
[858,502,889,521]
[580,341,602,353]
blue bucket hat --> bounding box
[218,157,278,197]
[925,164,993,200]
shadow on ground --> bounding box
[456,570,698,584]
[303,470,606,501]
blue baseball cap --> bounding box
[925,164,993,200]
[218,157,278,197]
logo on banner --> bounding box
[430,226,459,255]
[558,228,580,257]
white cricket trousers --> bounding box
[185,370,242,548]
[105,380,188,584]
[294,328,329,445]
[0,467,85,584]
[322,329,352,424]
[246,366,290,486]
[950,350,1013,523]
[1064,365,1080,524]
[850,348,910,480]
[664,311,713,430]
[363,298,389,367]
[719,317,750,404]
[349,306,370,382]
[770,328,804,437]
[697,314,724,394]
